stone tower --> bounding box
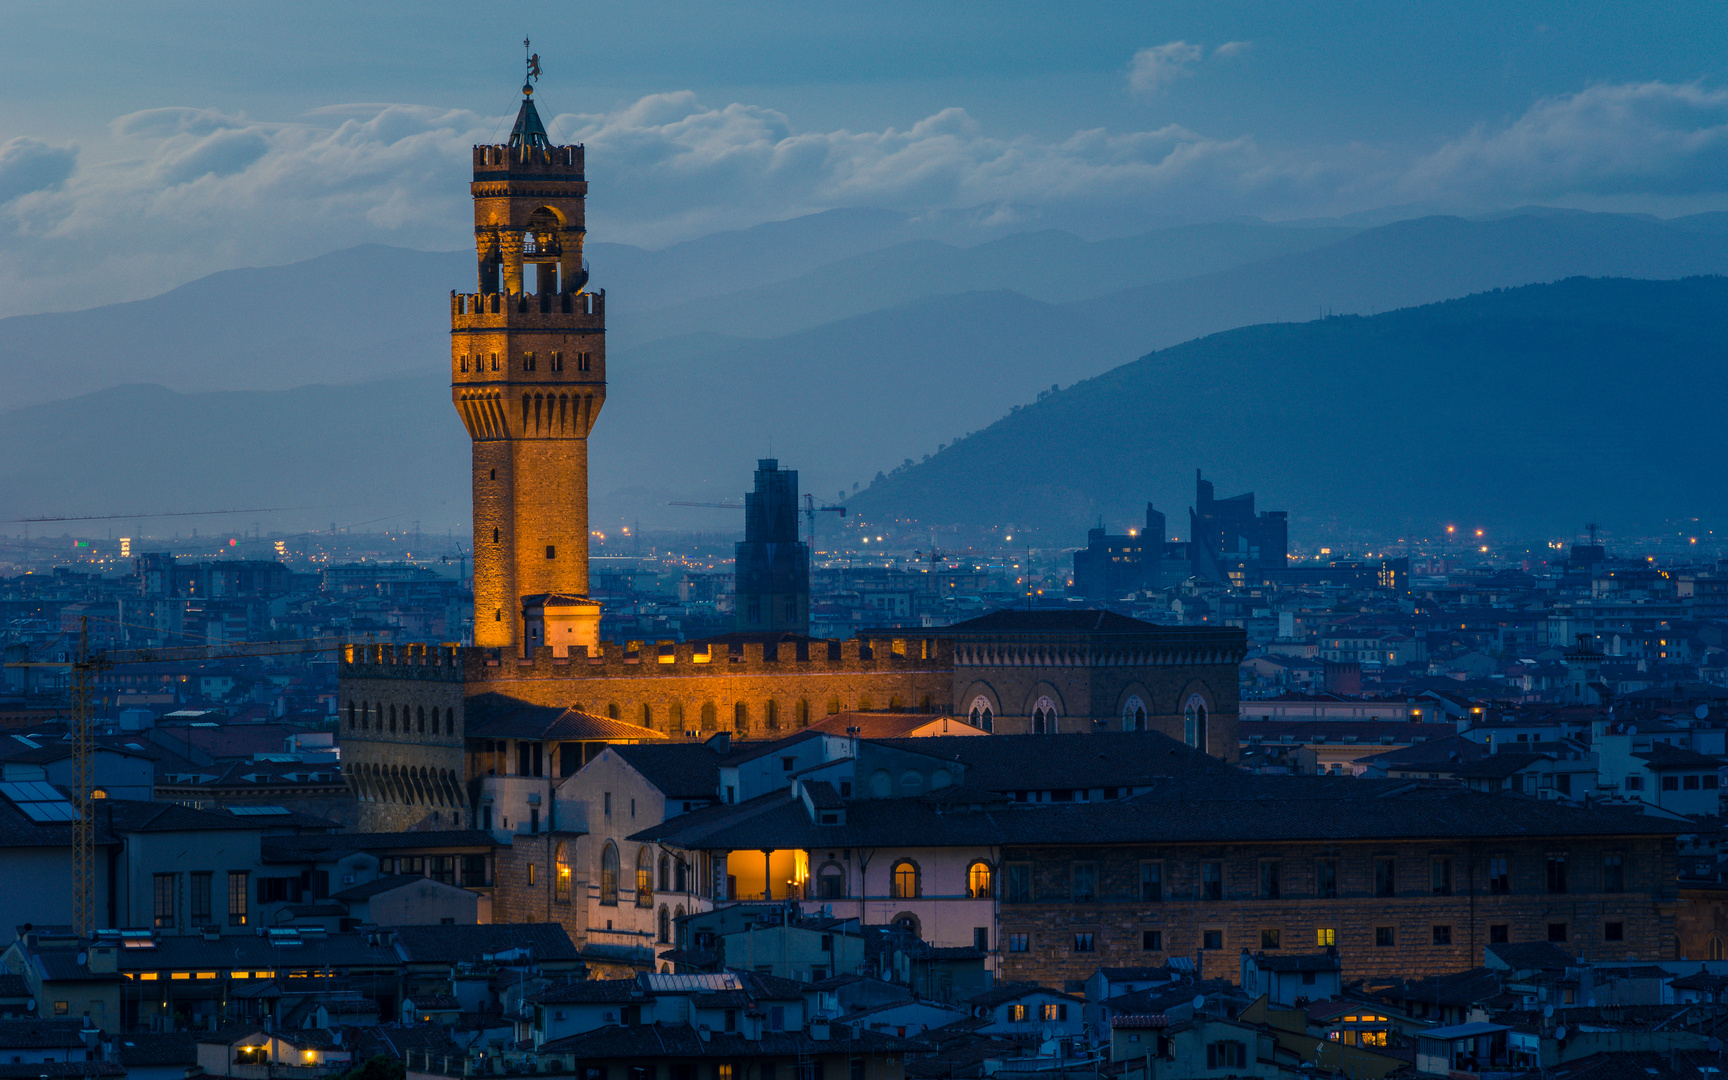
[453,73,605,651]
[734,459,810,634]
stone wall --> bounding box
[998,837,1679,984]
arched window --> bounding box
[968,861,993,899]
[1711,934,1725,961]
[766,700,779,730]
[734,702,749,733]
[869,770,892,798]
[670,702,685,730]
[607,703,620,720]
[900,771,925,796]
[675,859,688,893]
[555,842,571,903]
[827,698,841,716]
[417,706,426,734]
[658,855,671,892]
[658,905,671,944]
[858,695,874,711]
[641,703,653,727]
[1032,696,1057,735]
[892,912,922,938]
[797,700,810,727]
[891,860,921,899]
[446,708,455,736]
[968,696,994,732]
[636,847,654,907]
[347,702,355,730]
[889,696,904,710]
[388,704,397,734]
[1123,695,1147,732]
[1184,695,1209,751]
[817,862,847,899]
[701,702,717,731]
[599,842,620,906]
[493,527,500,543]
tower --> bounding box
[453,62,605,651]
[735,460,810,634]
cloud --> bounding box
[0,137,77,204]
[1128,42,1203,98]
[0,79,1724,316]
[1213,41,1252,58]
[1403,81,1728,200]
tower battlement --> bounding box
[342,636,957,682]
[451,289,605,326]
[472,142,585,176]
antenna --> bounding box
[1587,523,1599,546]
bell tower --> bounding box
[453,54,605,650]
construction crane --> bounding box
[4,620,342,935]
[802,495,845,546]
[912,548,948,572]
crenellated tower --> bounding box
[452,68,605,650]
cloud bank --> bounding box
[1128,42,1203,97]
[0,79,1724,315]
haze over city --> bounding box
[3,7,1728,1077]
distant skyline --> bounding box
[0,1,1724,315]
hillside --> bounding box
[9,210,1728,534]
[846,276,1728,540]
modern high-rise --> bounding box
[734,460,810,634]
[1189,470,1288,586]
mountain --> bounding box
[11,209,1728,535]
[0,245,467,410]
[608,221,1359,344]
[0,378,467,536]
[591,212,1728,512]
[846,276,1728,540]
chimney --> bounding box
[809,1020,830,1041]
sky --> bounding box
[0,0,1724,316]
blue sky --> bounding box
[0,1,1723,314]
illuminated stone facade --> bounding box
[337,77,1248,866]
[455,87,604,650]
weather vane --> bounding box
[524,37,541,92]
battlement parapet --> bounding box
[472,143,584,175]
[452,289,604,329]
[340,642,467,683]
[951,631,1246,669]
[340,636,956,683]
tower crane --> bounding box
[802,495,845,547]
[4,620,342,935]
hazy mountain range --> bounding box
[849,275,1728,540]
[4,207,1728,538]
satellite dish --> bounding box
[75,952,86,966]
[1709,1038,1721,1053]
[1698,705,1710,721]
[1554,1026,1567,1041]
[1192,995,1206,1011]
[1543,1005,1554,1018]
[1628,725,1638,735]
